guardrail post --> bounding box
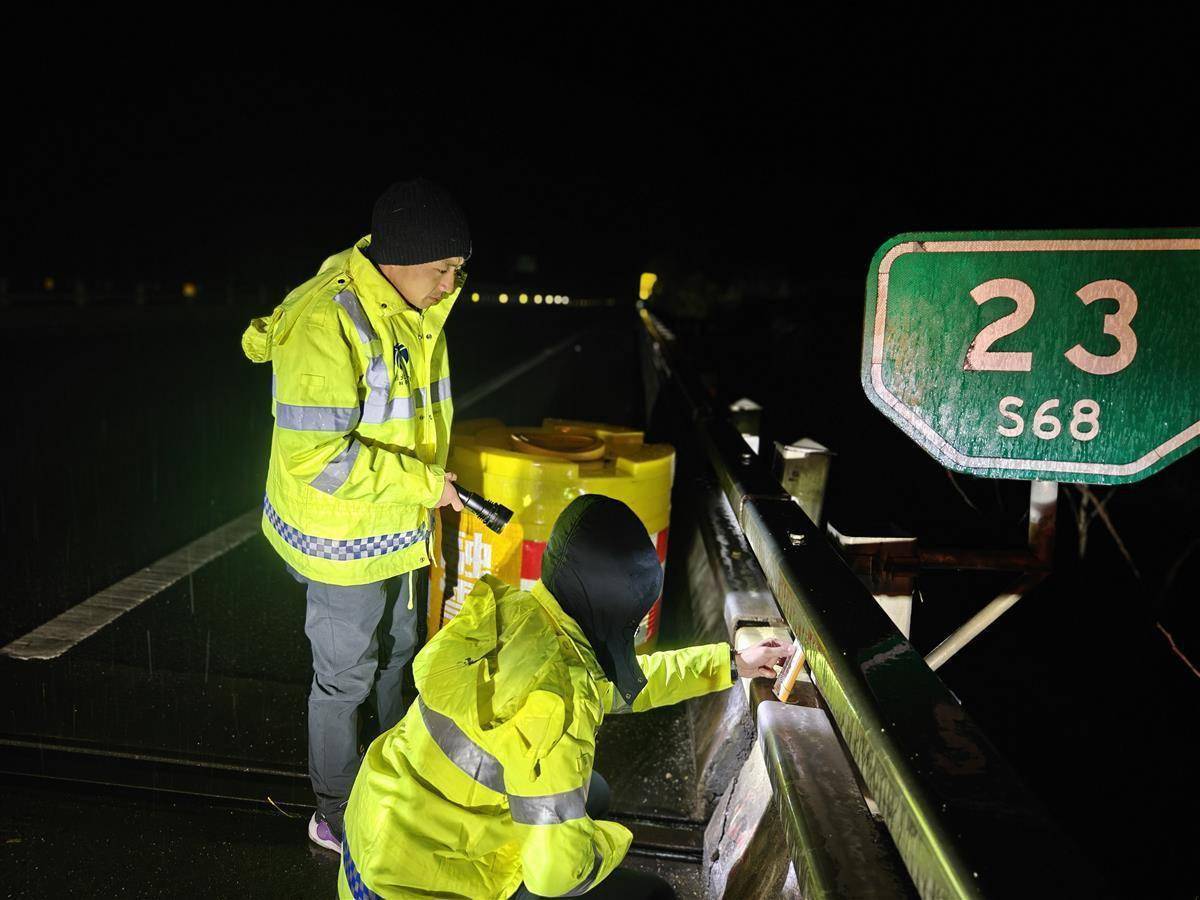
[729,397,763,454]
[773,437,833,528]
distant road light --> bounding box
[519,293,528,304]
[471,292,480,303]
[182,282,198,299]
[499,293,509,304]
[534,294,543,304]
[43,277,55,291]
[639,272,658,300]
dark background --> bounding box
[9,73,1199,296]
[5,68,1200,896]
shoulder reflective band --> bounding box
[334,289,419,426]
[564,848,603,897]
[310,439,362,495]
[334,289,379,346]
[417,700,590,824]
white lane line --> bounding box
[2,330,590,662]
[1,509,261,661]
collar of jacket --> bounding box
[347,235,462,335]
[530,579,608,685]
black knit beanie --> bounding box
[368,178,471,266]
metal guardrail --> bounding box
[639,308,1101,900]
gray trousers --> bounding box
[287,565,426,826]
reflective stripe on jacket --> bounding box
[341,575,733,899]
[241,236,458,585]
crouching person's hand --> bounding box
[735,639,794,678]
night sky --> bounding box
[8,73,1198,299]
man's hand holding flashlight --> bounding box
[735,639,794,678]
[435,472,464,511]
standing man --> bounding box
[241,178,470,853]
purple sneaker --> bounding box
[308,812,343,854]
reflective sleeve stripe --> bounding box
[430,375,452,403]
[508,786,588,826]
[562,848,604,897]
[310,439,362,494]
[418,699,506,794]
[275,402,361,432]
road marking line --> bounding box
[1,509,261,661]
[455,332,582,412]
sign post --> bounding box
[862,230,1200,484]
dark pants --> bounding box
[511,772,674,899]
[287,565,426,831]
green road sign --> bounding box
[862,230,1200,484]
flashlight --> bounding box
[454,486,513,534]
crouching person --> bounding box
[339,495,792,899]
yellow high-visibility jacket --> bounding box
[241,236,459,585]
[339,575,733,899]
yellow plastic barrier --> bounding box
[430,418,675,651]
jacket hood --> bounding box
[541,495,663,706]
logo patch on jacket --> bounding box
[394,343,411,383]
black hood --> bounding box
[541,495,663,706]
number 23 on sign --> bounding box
[964,277,1137,443]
